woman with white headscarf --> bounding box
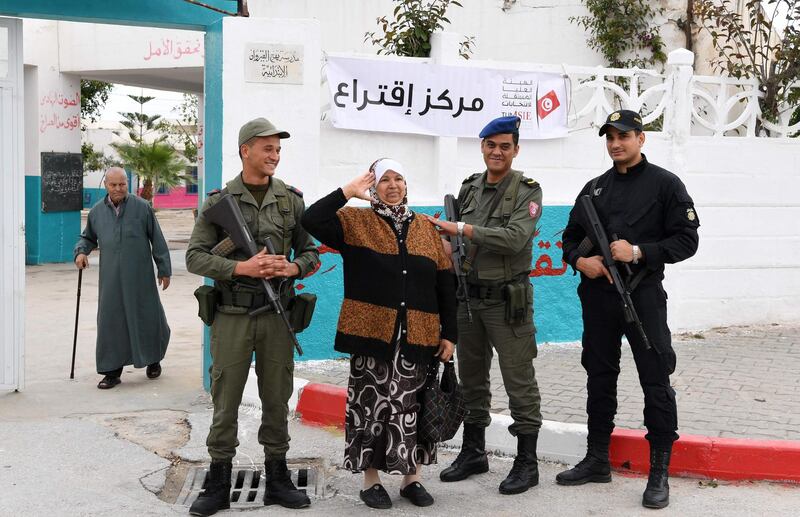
[301,158,457,509]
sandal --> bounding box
[359,483,392,509]
[399,482,434,507]
[97,375,121,389]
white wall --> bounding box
[244,0,698,68]
[218,17,321,186]
[22,20,81,169]
[313,119,800,333]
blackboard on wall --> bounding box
[41,152,83,212]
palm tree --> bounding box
[112,138,189,202]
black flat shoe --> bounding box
[359,483,392,509]
[97,375,121,389]
[146,362,162,379]
[399,482,434,507]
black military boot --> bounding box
[499,432,539,495]
[189,460,232,516]
[440,423,490,482]
[263,457,311,509]
[555,439,612,486]
[642,445,672,509]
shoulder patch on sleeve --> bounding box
[462,172,482,184]
[286,185,304,198]
[206,188,221,196]
[521,177,540,189]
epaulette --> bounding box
[207,188,221,196]
[286,185,304,198]
[521,177,540,189]
[462,173,482,184]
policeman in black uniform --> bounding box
[558,110,700,509]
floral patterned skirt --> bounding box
[343,343,436,475]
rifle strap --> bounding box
[221,185,294,257]
[463,172,515,274]
[589,176,601,199]
[576,176,603,255]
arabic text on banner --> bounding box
[326,56,568,139]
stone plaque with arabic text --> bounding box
[244,43,303,85]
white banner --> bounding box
[326,56,568,139]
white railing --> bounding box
[562,66,670,130]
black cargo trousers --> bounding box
[578,281,678,449]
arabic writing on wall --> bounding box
[143,38,203,61]
[39,90,80,134]
[244,43,304,85]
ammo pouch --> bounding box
[288,293,317,333]
[503,282,533,325]
[194,285,219,326]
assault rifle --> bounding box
[204,194,303,355]
[444,194,472,323]
[579,194,650,350]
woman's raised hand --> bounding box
[342,170,375,201]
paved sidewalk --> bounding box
[295,324,800,442]
[0,208,797,515]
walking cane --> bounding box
[70,268,83,380]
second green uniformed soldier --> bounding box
[185,118,320,516]
[426,115,543,495]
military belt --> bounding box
[467,284,507,301]
[218,290,290,311]
[467,274,531,301]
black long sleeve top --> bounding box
[562,155,700,289]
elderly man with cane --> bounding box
[74,167,172,389]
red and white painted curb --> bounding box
[243,375,800,483]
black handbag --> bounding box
[418,360,466,443]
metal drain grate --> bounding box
[176,460,324,509]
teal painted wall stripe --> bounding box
[25,176,80,264]
[200,20,225,391]
[0,0,230,30]
[294,205,582,361]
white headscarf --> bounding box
[369,158,413,232]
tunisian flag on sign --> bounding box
[537,90,561,120]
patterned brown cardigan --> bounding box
[301,188,458,363]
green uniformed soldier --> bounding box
[185,118,320,516]
[425,115,543,495]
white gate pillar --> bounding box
[200,16,321,389]
[0,17,25,391]
[664,48,694,174]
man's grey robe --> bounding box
[74,195,171,373]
